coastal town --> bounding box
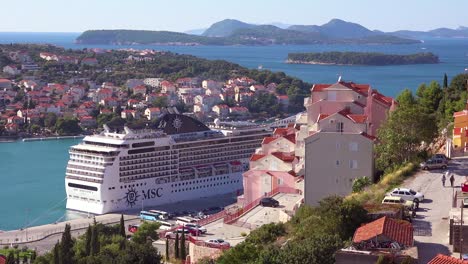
[0,45,299,140]
[1,39,468,264]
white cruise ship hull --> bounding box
[66,171,243,214]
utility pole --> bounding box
[461,204,464,259]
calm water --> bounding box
[1,32,468,230]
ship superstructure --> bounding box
[65,113,270,214]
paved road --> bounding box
[404,157,468,263]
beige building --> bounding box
[304,132,374,206]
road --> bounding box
[404,157,468,263]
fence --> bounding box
[0,216,139,245]
[159,186,302,237]
[223,186,301,224]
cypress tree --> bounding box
[84,225,92,256]
[119,214,126,238]
[30,250,36,262]
[443,73,448,88]
[90,224,100,256]
[5,252,14,264]
[60,224,74,264]
[174,232,179,259]
[180,226,186,259]
[165,238,170,261]
[53,242,60,264]
[15,252,19,264]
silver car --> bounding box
[420,159,447,170]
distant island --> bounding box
[76,19,420,46]
[287,52,439,66]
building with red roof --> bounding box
[428,254,468,264]
[353,216,414,248]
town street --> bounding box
[404,157,468,263]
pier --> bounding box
[22,135,84,142]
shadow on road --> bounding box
[415,241,451,264]
[413,220,432,236]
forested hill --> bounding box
[76,20,419,45]
[287,52,439,66]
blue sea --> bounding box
[1,32,468,230]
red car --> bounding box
[128,224,139,233]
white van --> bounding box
[156,220,175,230]
[175,216,197,226]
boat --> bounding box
[65,111,271,214]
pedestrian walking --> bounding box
[450,174,455,187]
[442,174,446,187]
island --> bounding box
[286,52,439,66]
[75,19,420,46]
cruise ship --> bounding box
[65,112,270,214]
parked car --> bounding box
[206,239,230,247]
[180,226,202,236]
[260,197,280,207]
[387,188,424,203]
[164,228,191,239]
[420,159,448,170]
[183,223,207,234]
[128,224,139,233]
[381,196,416,211]
[432,154,450,162]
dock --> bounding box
[22,135,84,142]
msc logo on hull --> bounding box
[124,187,163,207]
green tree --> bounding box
[174,232,180,259]
[131,221,160,244]
[443,73,448,88]
[84,225,92,256]
[6,252,15,264]
[55,118,82,135]
[352,176,372,193]
[44,113,58,129]
[53,242,60,264]
[165,238,170,261]
[60,224,74,264]
[395,89,416,109]
[119,214,126,238]
[417,81,443,114]
[375,105,437,171]
[180,226,186,259]
[30,250,37,262]
[90,224,100,256]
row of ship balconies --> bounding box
[119,155,177,166]
[179,153,249,167]
[120,164,177,174]
[69,158,113,167]
[66,175,103,184]
[67,164,106,173]
[66,170,104,179]
[119,170,175,182]
[119,161,174,171]
[177,143,260,157]
[69,149,119,157]
[179,150,252,163]
[119,151,175,161]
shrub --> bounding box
[352,176,372,193]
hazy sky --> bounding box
[2,0,468,32]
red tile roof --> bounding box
[428,254,468,264]
[454,110,468,117]
[347,114,367,123]
[250,154,265,161]
[317,113,329,122]
[271,152,296,162]
[353,216,413,247]
[284,133,296,144]
[262,137,277,144]
[311,81,370,96]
